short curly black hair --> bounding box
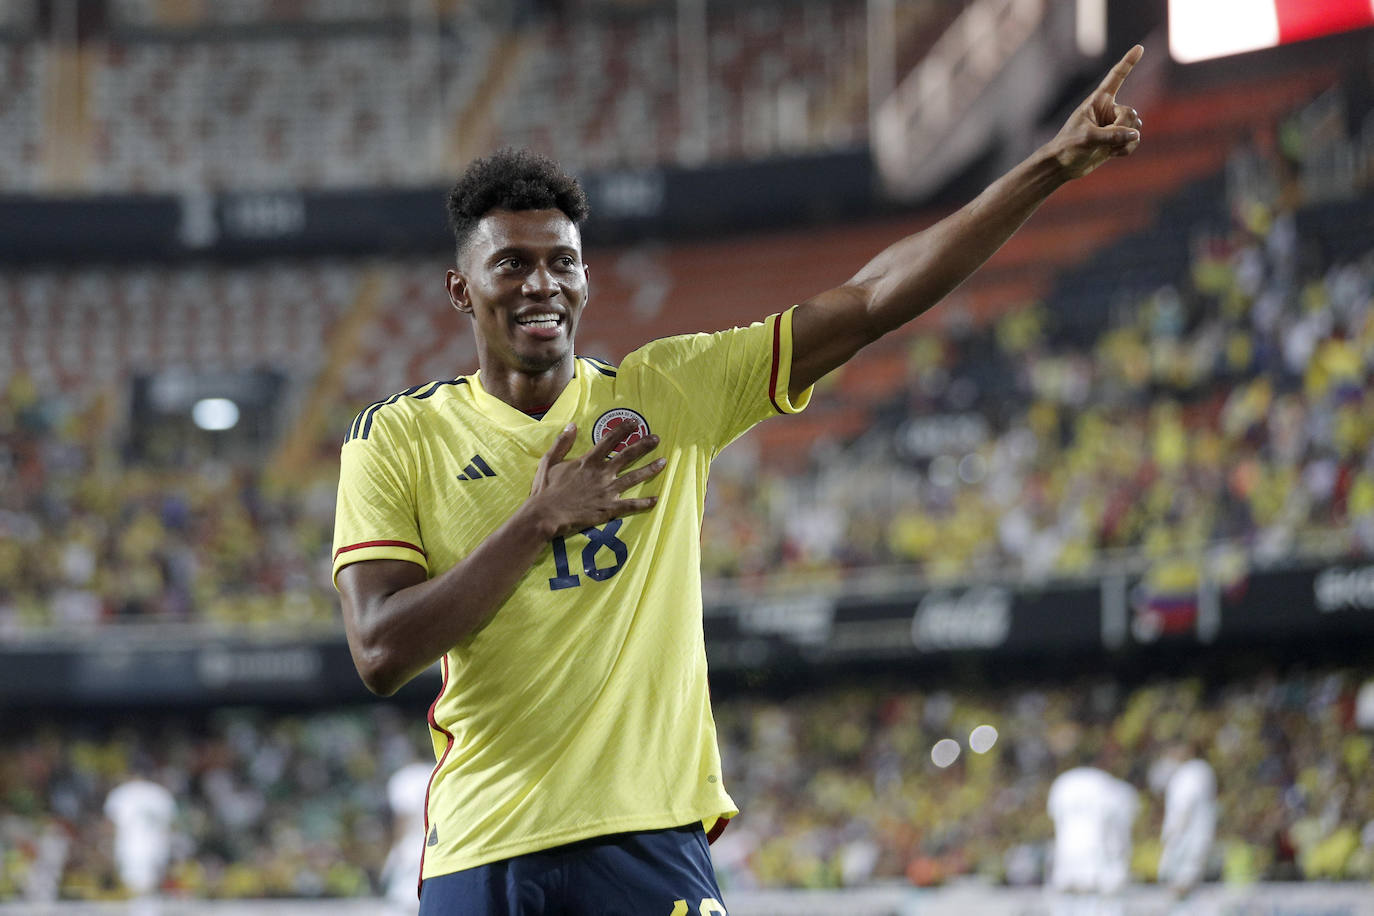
[446,148,590,261]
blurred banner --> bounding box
[704,558,1374,671]
[0,638,368,706]
[0,151,876,263]
[5,558,1372,705]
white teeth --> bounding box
[517,314,560,327]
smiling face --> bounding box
[447,208,589,389]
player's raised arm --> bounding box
[788,45,1144,397]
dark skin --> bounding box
[339,46,1145,696]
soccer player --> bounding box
[1155,741,1218,904]
[104,768,177,899]
[1047,761,1140,916]
[382,757,436,911]
[333,45,1145,915]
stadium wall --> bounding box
[0,151,876,264]
[5,556,1372,707]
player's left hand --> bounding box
[1048,44,1144,180]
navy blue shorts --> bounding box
[417,823,727,916]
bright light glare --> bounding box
[1169,0,1279,63]
[969,724,999,754]
[192,398,240,431]
[1075,0,1106,57]
[931,738,961,768]
[958,453,986,484]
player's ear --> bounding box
[447,268,472,315]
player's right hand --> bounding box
[1047,44,1144,181]
[527,421,665,537]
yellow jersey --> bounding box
[332,308,811,877]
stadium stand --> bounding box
[87,34,458,191]
[2,67,1372,631]
[0,262,352,392]
[0,262,354,634]
[488,0,882,170]
[0,40,45,193]
[108,0,428,27]
[2,665,1371,897]
[3,1,1374,910]
[4,0,976,193]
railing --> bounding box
[872,0,1075,200]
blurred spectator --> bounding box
[1,665,1372,897]
[1152,740,1217,905]
[381,758,432,911]
[1047,762,1138,915]
[104,766,177,897]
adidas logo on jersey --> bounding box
[455,454,497,481]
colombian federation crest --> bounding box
[592,408,650,455]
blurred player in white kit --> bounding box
[1047,761,1139,916]
[1154,741,1217,905]
[382,758,434,910]
[103,769,176,898]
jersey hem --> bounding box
[418,806,739,880]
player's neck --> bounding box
[479,359,574,414]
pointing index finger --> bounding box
[1097,44,1143,99]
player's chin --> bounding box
[512,342,570,374]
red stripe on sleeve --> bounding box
[767,313,785,414]
[706,816,730,844]
[333,539,426,560]
[1274,0,1373,44]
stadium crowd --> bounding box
[1,40,1370,634]
[701,213,1374,587]
[3,148,1372,632]
[0,375,340,633]
[710,667,1374,890]
[0,0,964,193]
[1,24,1373,906]
[1,665,1371,899]
[0,704,421,900]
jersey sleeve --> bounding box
[332,409,428,585]
[624,306,812,454]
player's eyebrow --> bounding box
[485,245,528,265]
[486,244,580,265]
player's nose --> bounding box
[522,264,560,299]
